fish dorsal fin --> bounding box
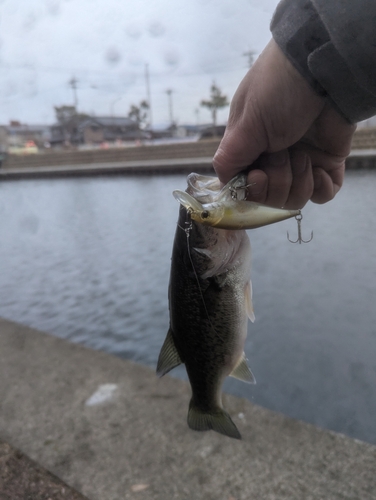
[172,190,203,212]
[245,281,255,323]
[156,328,183,377]
[230,353,256,384]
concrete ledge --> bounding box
[0,317,375,499]
[0,149,376,181]
[0,157,215,180]
[346,149,376,169]
[2,140,221,169]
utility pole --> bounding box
[145,64,153,130]
[243,50,256,69]
[110,96,122,118]
[195,108,200,126]
[68,76,78,109]
[166,89,174,126]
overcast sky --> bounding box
[0,0,279,126]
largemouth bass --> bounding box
[157,173,299,439]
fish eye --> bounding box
[201,210,209,219]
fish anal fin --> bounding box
[156,328,183,377]
[187,401,241,440]
[230,353,256,384]
[245,280,255,323]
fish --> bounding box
[157,173,299,439]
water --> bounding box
[0,171,375,444]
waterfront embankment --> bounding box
[1,129,376,179]
[0,140,219,179]
[0,317,375,499]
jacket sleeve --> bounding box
[271,0,376,123]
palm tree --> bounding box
[200,83,229,132]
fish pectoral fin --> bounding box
[245,280,255,323]
[192,247,212,258]
[230,353,256,384]
[188,401,241,440]
[156,328,183,377]
[172,190,203,212]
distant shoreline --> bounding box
[1,136,376,180]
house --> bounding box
[0,121,51,152]
[77,116,147,144]
[49,115,148,147]
[150,123,208,140]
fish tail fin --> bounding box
[187,400,241,440]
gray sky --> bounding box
[0,0,279,126]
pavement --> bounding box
[0,317,375,500]
[0,439,89,500]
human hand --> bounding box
[213,39,356,209]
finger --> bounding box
[256,150,293,208]
[310,166,343,204]
[245,169,268,203]
[307,103,356,158]
[213,126,265,185]
[297,147,346,182]
[284,150,314,209]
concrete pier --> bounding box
[0,157,215,179]
[0,317,375,499]
[0,144,376,180]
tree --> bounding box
[55,105,77,126]
[54,105,88,143]
[127,100,149,129]
[200,83,229,129]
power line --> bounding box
[0,54,248,80]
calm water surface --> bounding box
[0,171,375,444]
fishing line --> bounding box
[178,211,218,334]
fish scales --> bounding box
[167,207,250,438]
[157,173,299,439]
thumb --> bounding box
[213,126,266,184]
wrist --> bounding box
[271,0,329,99]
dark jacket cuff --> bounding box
[271,0,376,123]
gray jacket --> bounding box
[271,0,376,123]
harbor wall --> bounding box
[1,128,376,179]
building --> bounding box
[0,122,51,153]
[49,115,148,147]
[77,116,147,144]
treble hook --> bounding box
[229,182,257,201]
[287,211,313,244]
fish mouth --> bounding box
[187,172,250,204]
[186,173,223,204]
[179,173,300,230]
